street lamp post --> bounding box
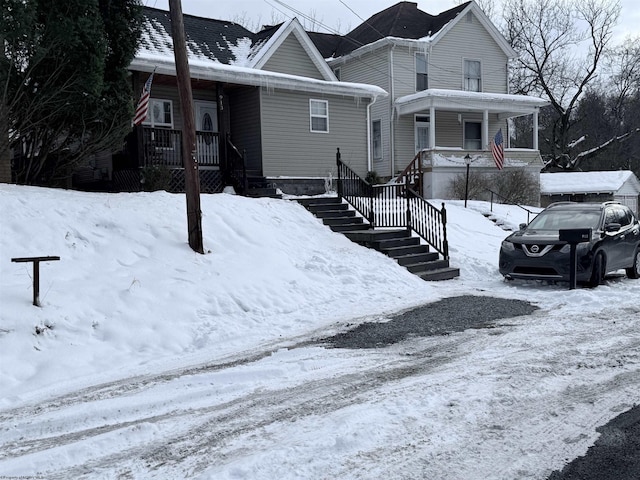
[464,154,471,208]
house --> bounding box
[308,1,548,199]
[107,7,386,194]
[540,171,640,215]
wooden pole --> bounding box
[168,0,204,253]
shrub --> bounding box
[140,165,172,192]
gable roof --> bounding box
[540,171,640,195]
[249,18,336,80]
[133,7,386,100]
[335,1,469,57]
[312,1,516,61]
[138,8,334,79]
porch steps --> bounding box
[245,173,282,199]
[296,197,459,281]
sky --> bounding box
[1,184,639,478]
[143,0,639,43]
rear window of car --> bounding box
[527,209,602,232]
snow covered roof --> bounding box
[395,89,549,116]
[540,171,640,195]
[134,7,386,99]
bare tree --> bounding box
[503,0,625,170]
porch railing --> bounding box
[395,150,426,195]
[140,127,220,168]
[336,149,449,259]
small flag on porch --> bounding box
[491,128,504,170]
[133,70,155,126]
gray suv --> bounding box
[499,202,640,286]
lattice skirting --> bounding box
[112,168,224,194]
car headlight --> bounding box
[501,240,515,252]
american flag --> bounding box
[133,71,155,126]
[491,128,504,170]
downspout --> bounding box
[389,43,396,177]
[366,94,379,172]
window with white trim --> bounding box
[143,99,174,128]
[310,99,329,133]
[464,60,482,92]
[416,53,428,91]
[372,119,382,160]
[464,121,482,150]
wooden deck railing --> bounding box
[140,127,220,168]
[336,149,449,259]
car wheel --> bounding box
[626,248,640,279]
[588,253,605,287]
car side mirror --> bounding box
[519,223,528,231]
[605,222,621,232]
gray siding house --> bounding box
[309,1,548,199]
[111,7,385,194]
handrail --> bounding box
[336,148,374,224]
[395,150,425,195]
[486,188,537,223]
[336,148,448,259]
[407,186,449,259]
[226,134,247,193]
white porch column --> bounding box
[482,109,489,148]
[533,109,539,150]
[429,106,436,148]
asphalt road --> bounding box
[323,295,640,479]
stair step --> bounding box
[322,216,364,226]
[314,209,356,219]
[404,258,450,273]
[308,203,349,213]
[370,236,421,249]
[395,251,439,266]
[330,224,371,233]
[343,229,410,243]
[381,244,430,258]
[417,267,461,281]
[296,197,341,207]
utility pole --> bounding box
[168,0,204,253]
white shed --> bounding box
[540,171,640,215]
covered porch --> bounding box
[393,88,548,171]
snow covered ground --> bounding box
[0,184,639,479]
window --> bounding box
[310,99,329,133]
[464,121,482,150]
[464,60,482,92]
[372,120,382,160]
[416,53,428,91]
[143,99,173,128]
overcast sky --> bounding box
[144,0,638,43]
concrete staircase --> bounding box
[297,197,459,281]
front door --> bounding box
[195,102,218,165]
[415,115,430,153]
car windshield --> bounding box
[526,209,602,232]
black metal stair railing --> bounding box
[336,148,374,224]
[336,148,449,260]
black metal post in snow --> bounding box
[11,256,60,306]
[464,162,470,208]
[441,202,449,260]
[405,175,412,233]
[336,148,342,200]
